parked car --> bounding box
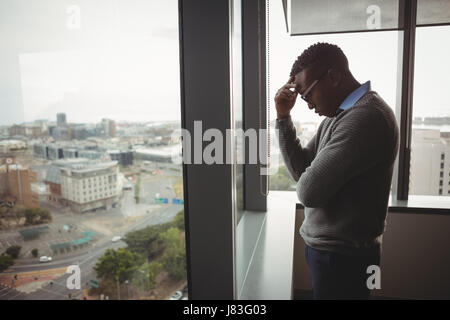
[39,256,52,263]
[169,291,183,300]
[111,236,122,242]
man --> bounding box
[275,42,399,299]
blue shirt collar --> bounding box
[336,81,371,115]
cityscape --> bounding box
[1,108,450,300]
[0,113,187,300]
[269,115,450,198]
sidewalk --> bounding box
[0,267,67,293]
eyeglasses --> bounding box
[298,70,328,105]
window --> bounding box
[0,0,187,300]
[268,0,399,192]
[409,26,450,198]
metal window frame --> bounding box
[177,0,448,300]
[393,0,417,200]
[243,0,267,212]
[277,0,433,202]
[178,0,235,299]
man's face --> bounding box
[293,68,338,117]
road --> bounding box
[1,203,184,300]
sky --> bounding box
[0,0,180,125]
[0,0,449,126]
[268,0,450,124]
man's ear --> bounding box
[327,69,342,87]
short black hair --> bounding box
[290,42,349,78]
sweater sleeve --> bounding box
[275,115,319,182]
[297,109,390,208]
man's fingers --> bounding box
[283,83,297,90]
[278,91,296,101]
[281,88,297,96]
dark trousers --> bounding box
[305,245,380,300]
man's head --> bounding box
[290,42,358,117]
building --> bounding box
[0,140,26,153]
[107,150,133,166]
[410,129,450,196]
[102,118,116,137]
[33,143,48,159]
[47,144,64,160]
[135,147,178,163]
[78,150,105,160]
[8,124,42,138]
[57,113,67,127]
[45,165,63,204]
[0,159,40,208]
[71,126,88,140]
[8,125,26,136]
[52,126,71,140]
[45,158,90,206]
[63,148,78,159]
[60,160,120,213]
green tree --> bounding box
[11,205,25,225]
[124,224,170,260]
[171,210,185,231]
[160,227,186,281]
[6,245,21,259]
[0,254,14,272]
[31,248,39,258]
[94,248,145,284]
[39,208,52,223]
[134,177,141,204]
[89,276,117,299]
[24,208,52,225]
[0,206,7,217]
[269,165,296,191]
[24,208,39,225]
[132,261,163,291]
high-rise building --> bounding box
[107,150,133,166]
[57,113,67,127]
[101,118,116,137]
[410,129,450,196]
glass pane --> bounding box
[268,0,400,191]
[417,0,450,26]
[410,26,450,197]
[288,0,401,35]
[0,0,187,300]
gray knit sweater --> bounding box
[276,91,399,256]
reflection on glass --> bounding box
[417,0,450,26]
[0,0,187,300]
[288,0,401,35]
[410,26,450,197]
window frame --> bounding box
[271,0,450,207]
